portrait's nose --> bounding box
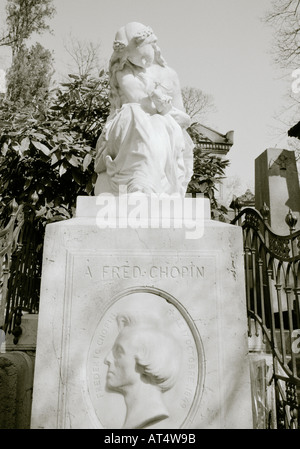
[104,350,112,366]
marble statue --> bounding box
[104,312,181,429]
[94,22,194,197]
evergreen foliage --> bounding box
[187,123,230,221]
[6,42,53,110]
[0,0,56,55]
[0,72,110,225]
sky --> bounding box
[0,0,297,201]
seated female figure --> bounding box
[94,22,194,196]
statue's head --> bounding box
[108,22,166,110]
[104,312,181,394]
[113,22,157,52]
[110,22,166,69]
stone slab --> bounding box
[255,148,300,235]
[31,196,253,429]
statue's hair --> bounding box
[108,40,166,114]
[116,312,181,392]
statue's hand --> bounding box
[150,89,172,114]
[169,108,191,129]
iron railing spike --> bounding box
[260,202,270,221]
[285,209,298,232]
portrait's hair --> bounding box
[116,312,181,392]
[108,23,166,113]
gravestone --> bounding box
[31,195,253,429]
[255,148,300,235]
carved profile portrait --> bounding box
[104,311,182,429]
[86,290,203,429]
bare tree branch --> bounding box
[264,0,300,69]
[181,86,216,123]
[63,35,103,77]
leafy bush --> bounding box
[186,123,230,220]
[0,71,110,225]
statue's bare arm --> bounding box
[116,69,157,113]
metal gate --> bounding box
[231,206,300,429]
[0,202,42,343]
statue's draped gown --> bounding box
[94,69,194,196]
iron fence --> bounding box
[0,202,43,344]
[231,206,300,429]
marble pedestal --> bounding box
[31,195,253,429]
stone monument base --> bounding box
[31,195,253,429]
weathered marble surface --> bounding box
[31,196,253,429]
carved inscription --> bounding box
[91,313,117,399]
[167,307,198,409]
[86,262,204,280]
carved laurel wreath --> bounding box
[113,26,156,51]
